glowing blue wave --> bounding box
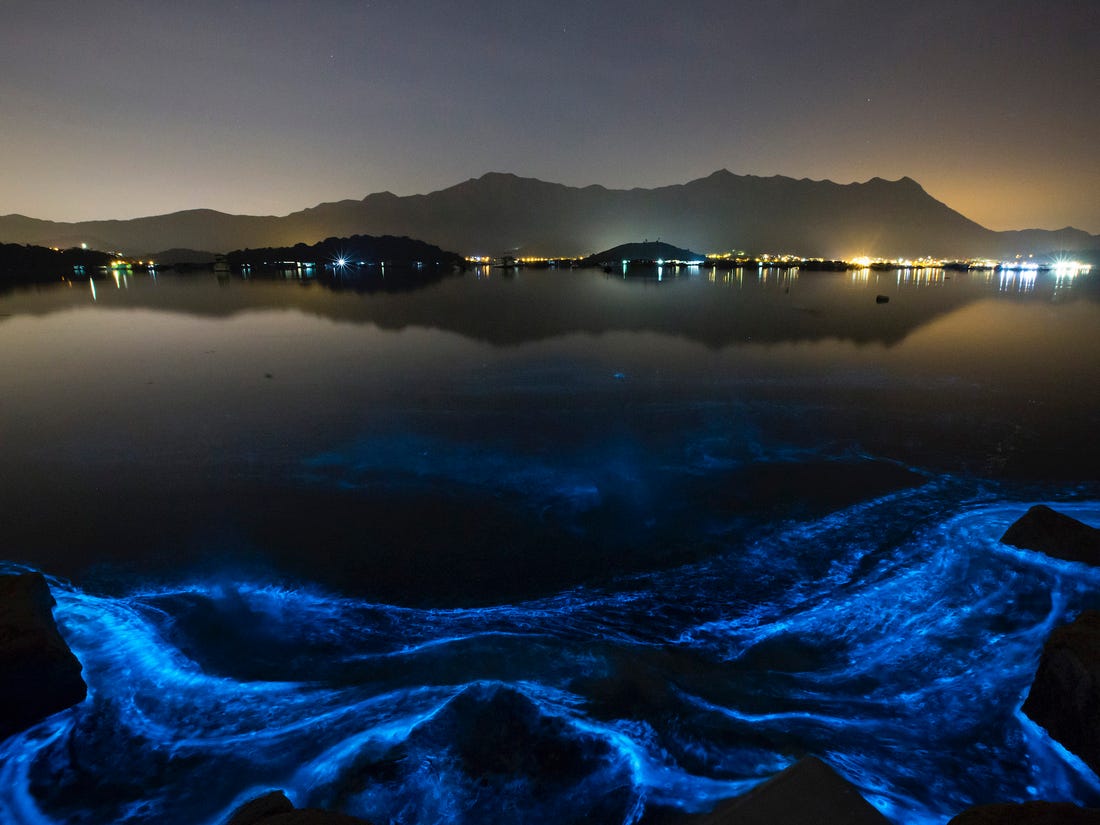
[2,491,1099,824]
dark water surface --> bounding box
[1,266,1099,823]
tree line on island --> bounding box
[0,242,113,284]
[0,234,465,288]
[225,234,463,271]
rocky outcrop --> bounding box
[1001,505,1100,566]
[225,792,296,825]
[1022,610,1100,775]
[0,572,87,740]
[224,790,374,825]
[303,683,634,824]
[661,756,890,824]
[413,683,616,785]
[947,801,1100,824]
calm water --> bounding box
[1,266,1099,824]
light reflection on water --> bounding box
[0,269,1098,823]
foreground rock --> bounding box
[1022,610,1100,775]
[0,572,87,740]
[948,801,1100,824]
[224,790,374,825]
[335,683,634,824]
[655,756,889,824]
[1001,505,1100,565]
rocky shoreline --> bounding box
[3,505,1100,824]
[0,571,86,740]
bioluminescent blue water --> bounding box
[2,489,1099,824]
[1,269,1098,824]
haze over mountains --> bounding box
[1,171,1096,260]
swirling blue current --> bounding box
[3,483,1099,824]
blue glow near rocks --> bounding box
[2,494,1099,824]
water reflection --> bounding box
[895,268,948,287]
[0,269,1095,350]
[1,270,1097,596]
[999,270,1038,294]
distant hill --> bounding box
[582,241,704,265]
[0,242,111,283]
[2,171,1097,259]
[226,234,462,269]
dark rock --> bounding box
[1022,610,1100,775]
[224,790,374,825]
[947,801,1100,824]
[1001,505,1100,565]
[261,814,375,825]
[28,692,247,823]
[581,240,705,266]
[224,790,295,825]
[655,756,889,824]
[310,683,634,824]
[424,682,612,782]
[875,294,890,303]
[0,572,87,740]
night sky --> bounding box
[2,0,1096,232]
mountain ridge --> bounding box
[0,171,1095,260]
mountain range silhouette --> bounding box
[1,171,1096,260]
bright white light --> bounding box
[336,258,347,267]
[1053,260,1090,277]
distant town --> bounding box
[0,234,1093,286]
[469,252,1092,277]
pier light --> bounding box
[1053,259,1089,277]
